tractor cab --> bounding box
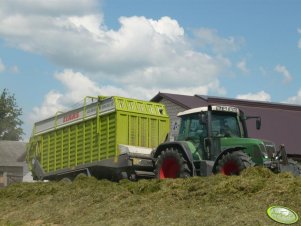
[176,106,260,161]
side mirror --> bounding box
[256,118,261,130]
[246,115,261,130]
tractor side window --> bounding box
[177,116,190,141]
[188,118,202,140]
[178,115,207,143]
[212,113,241,137]
[177,114,208,146]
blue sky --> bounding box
[0,0,301,139]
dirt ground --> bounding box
[0,167,300,226]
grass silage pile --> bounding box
[0,167,300,226]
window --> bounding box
[177,114,208,146]
[211,113,241,137]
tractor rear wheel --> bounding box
[216,150,254,175]
[155,148,191,179]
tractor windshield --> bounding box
[211,112,241,137]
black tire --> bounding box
[154,148,191,179]
[215,150,254,175]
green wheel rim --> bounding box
[267,206,299,224]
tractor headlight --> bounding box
[263,141,277,159]
[259,143,268,158]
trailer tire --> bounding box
[216,150,254,175]
[155,148,191,179]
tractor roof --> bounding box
[177,105,240,117]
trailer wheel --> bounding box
[216,150,254,175]
[155,148,191,179]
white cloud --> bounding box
[0,0,232,98]
[30,69,228,122]
[194,28,244,54]
[236,59,249,74]
[149,16,184,40]
[30,90,65,121]
[30,69,103,121]
[54,69,102,102]
[0,58,5,73]
[236,91,271,102]
[274,64,292,84]
[1,0,98,16]
[286,89,301,105]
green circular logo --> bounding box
[267,206,299,224]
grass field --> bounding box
[0,167,300,226]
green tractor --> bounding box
[153,105,300,178]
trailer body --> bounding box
[27,96,169,180]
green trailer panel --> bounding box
[27,96,169,176]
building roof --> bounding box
[151,92,206,109]
[197,95,301,111]
[0,141,27,165]
[151,92,301,111]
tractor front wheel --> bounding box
[216,150,254,175]
[155,148,191,179]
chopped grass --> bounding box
[0,167,300,226]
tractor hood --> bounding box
[220,137,264,149]
[219,137,273,165]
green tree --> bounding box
[0,89,23,140]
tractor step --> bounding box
[194,160,214,176]
[135,170,155,178]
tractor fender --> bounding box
[212,146,246,174]
[154,141,196,176]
